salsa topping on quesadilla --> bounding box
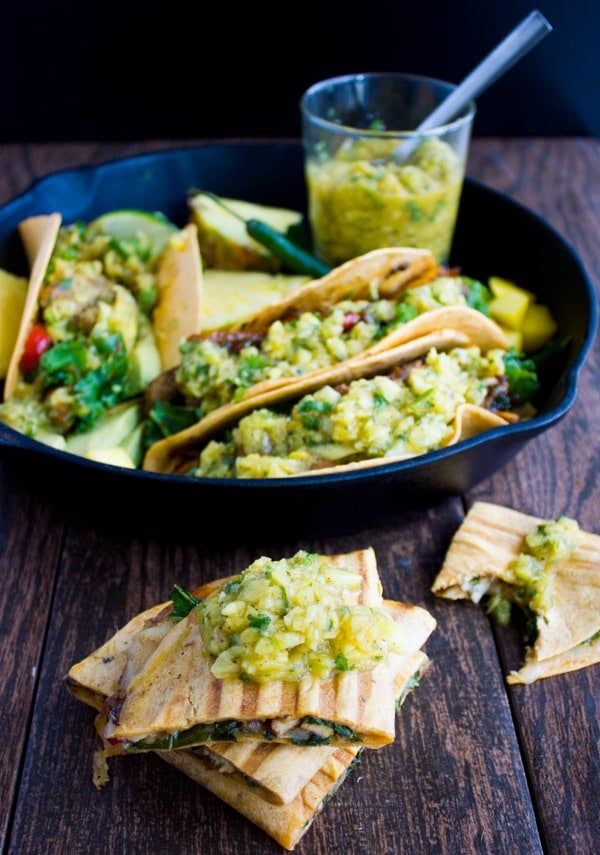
[483,516,581,623]
[196,551,405,682]
[431,502,600,684]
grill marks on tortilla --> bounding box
[65,566,436,846]
[432,501,600,684]
[102,549,399,747]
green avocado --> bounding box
[65,400,142,457]
[119,421,146,467]
[124,333,162,397]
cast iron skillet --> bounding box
[0,142,597,539]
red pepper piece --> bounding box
[342,311,361,331]
[19,323,52,373]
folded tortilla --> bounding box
[152,222,203,370]
[230,246,439,333]
[3,214,62,400]
[3,212,203,403]
[431,501,600,683]
[143,307,510,477]
[66,555,435,848]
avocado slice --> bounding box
[65,400,142,457]
[123,333,162,397]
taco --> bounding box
[431,501,600,683]
[142,245,514,473]
[142,247,507,428]
[142,315,533,477]
[66,550,435,848]
[0,211,202,458]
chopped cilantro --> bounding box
[335,652,350,671]
[247,613,270,630]
[171,585,202,619]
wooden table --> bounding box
[1,138,598,855]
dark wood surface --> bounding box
[0,138,598,855]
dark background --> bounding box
[3,0,598,142]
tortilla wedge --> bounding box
[94,548,406,753]
[3,213,62,400]
[431,501,600,683]
[65,553,435,847]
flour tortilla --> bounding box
[98,548,404,751]
[143,307,510,477]
[4,213,203,403]
[3,214,62,400]
[231,246,438,333]
[152,222,203,371]
[431,501,600,683]
[161,647,431,850]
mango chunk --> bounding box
[488,277,535,331]
[521,303,558,352]
[489,291,531,330]
[488,275,535,301]
[499,326,523,352]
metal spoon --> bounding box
[386,9,552,163]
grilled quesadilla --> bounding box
[94,548,409,753]
[160,645,431,849]
[431,501,600,683]
[66,550,435,848]
[67,583,435,805]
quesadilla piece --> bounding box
[67,578,435,806]
[161,646,432,850]
[95,548,409,753]
[143,306,510,477]
[3,213,62,400]
[66,575,435,848]
[431,501,600,683]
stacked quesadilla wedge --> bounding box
[66,548,436,849]
[431,501,600,683]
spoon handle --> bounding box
[417,9,552,133]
